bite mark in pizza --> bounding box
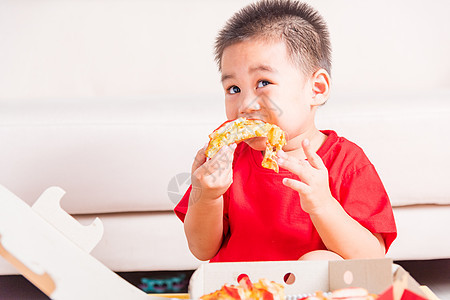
[205,117,287,172]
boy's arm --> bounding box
[183,144,236,261]
[277,140,385,259]
[184,195,224,261]
[308,200,385,259]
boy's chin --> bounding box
[244,137,267,151]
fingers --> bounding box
[277,149,313,182]
[192,143,236,176]
[191,144,208,174]
[277,140,333,214]
[282,177,309,194]
[205,143,236,175]
[190,143,237,199]
[276,139,327,185]
[302,139,326,170]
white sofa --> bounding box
[1,1,450,275]
[1,91,450,275]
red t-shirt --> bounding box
[174,130,397,262]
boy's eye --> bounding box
[257,80,271,88]
[228,86,241,94]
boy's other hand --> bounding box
[277,139,335,215]
[190,143,237,204]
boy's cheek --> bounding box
[225,107,237,120]
[224,99,241,120]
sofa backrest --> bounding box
[1,1,449,214]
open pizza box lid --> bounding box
[0,185,170,300]
[189,257,430,300]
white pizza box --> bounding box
[0,185,433,300]
[0,185,169,300]
[188,256,430,300]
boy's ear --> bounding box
[310,68,331,106]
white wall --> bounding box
[0,0,449,101]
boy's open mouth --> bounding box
[244,136,267,143]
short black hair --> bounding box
[215,0,332,76]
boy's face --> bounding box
[220,38,317,151]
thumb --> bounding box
[191,145,208,174]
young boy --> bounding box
[174,0,397,262]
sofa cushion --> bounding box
[387,204,450,260]
[0,98,223,214]
[1,205,448,275]
[316,91,450,207]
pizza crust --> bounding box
[205,118,286,172]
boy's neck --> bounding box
[285,129,327,160]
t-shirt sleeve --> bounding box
[174,186,191,222]
[174,185,230,239]
[339,164,397,253]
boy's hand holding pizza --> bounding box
[190,143,237,204]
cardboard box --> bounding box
[189,259,431,300]
[0,185,168,300]
[0,185,436,300]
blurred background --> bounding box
[1,0,449,101]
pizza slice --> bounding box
[205,117,286,172]
[199,277,378,300]
[199,276,285,300]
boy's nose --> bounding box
[239,92,262,115]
